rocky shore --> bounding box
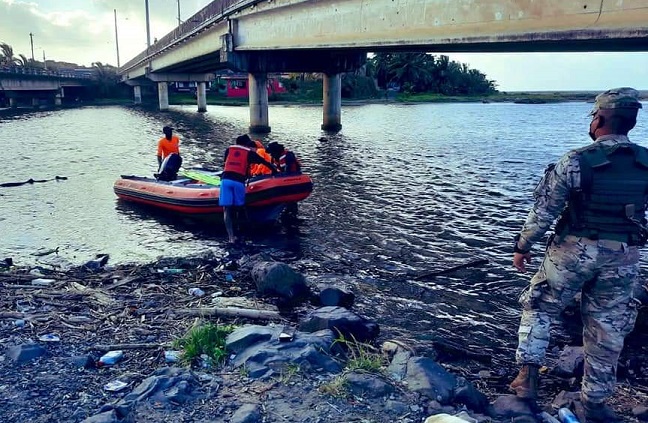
[1,249,647,423]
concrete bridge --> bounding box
[0,67,94,108]
[119,0,648,132]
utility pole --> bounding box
[42,50,47,69]
[29,32,34,62]
[114,9,121,67]
[145,0,151,50]
[177,0,181,26]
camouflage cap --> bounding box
[590,87,643,115]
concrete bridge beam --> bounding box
[322,73,342,132]
[158,82,169,111]
[248,73,270,134]
[197,82,207,113]
[147,73,214,82]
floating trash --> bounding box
[98,350,124,366]
[164,350,181,363]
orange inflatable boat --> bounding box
[113,170,313,221]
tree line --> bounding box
[368,52,497,95]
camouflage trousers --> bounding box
[515,235,641,402]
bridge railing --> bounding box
[120,0,260,74]
[0,65,95,79]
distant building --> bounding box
[218,74,286,98]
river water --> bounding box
[2,102,647,364]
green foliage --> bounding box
[332,334,386,373]
[276,363,302,383]
[173,323,235,366]
[367,52,497,96]
[319,375,349,398]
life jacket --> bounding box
[223,145,251,177]
[555,142,648,245]
[250,142,272,176]
[273,149,301,174]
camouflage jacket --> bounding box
[517,135,636,252]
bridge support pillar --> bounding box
[32,98,40,108]
[322,73,342,132]
[9,98,17,109]
[54,90,63,106]
[248,73,270,133]
[197,82,207,113]
[158,82,169,111]
[133,86,142,104]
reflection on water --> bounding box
[2,102,647,362]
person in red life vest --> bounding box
[266,142,302,174]
[220,134,276,243]
[249,140,273,177]
[266,142,302,221]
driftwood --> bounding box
[90,343,164,352]
[413,258,489,280]
[171,307,283,321]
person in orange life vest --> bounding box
[157,126,180,167]
[266,142,302,174]
[249,140,273,177]
[220,134,276,243]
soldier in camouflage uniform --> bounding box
[509,88,645,422]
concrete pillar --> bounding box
[9,98,17,108]
[158,82,169,111]
[54,95,62,106]
[248,73,270,133]
[197,82,207,113]
[322,73,342,131]
[133,85,142,104]
[32,98,40,108]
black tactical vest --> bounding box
[555,142,648,245]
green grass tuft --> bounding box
[173,323,235,366]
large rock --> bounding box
[226,325,341,379]
[299,306,379,343]
[404,357,456,404]
[251,261,309,301]
[316,284,355,308]
[7,343,46,363]
[343,372,395,398]
[231,403,262,423]
[453,376,489,413]
[489,395,536,419]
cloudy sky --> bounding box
[1,0,647,91]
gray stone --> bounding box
[387,349,412,381]
[80,411,119,423]
[385,400,409,415]
[6,343,46,363]
[453,376,489,413]
[299,306,379,343]
[551,390,581,410]
[489,395,535,419]
[553,346,584,377]
[231,403,261,423]
[251,261,309,301]
[66,355,96,369]
[404,357,456,404]
[343,372,395,398]
[225,325,276,354]
[228,325,341,379]
[633,405,648,420]
[317,284,355,308]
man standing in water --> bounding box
[510,88,645,422]
[220,134,276,244]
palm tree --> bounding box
[388,52,433,93]
[16,54,30,67]
[0,42,19,66]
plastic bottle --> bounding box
[225,273,234,282]
[188,287,205,297]
[98,350,124,366]
[558,408,581,423]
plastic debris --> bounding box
[558,408,581,423]
[13,319,25,328]
[225,273,234,282]
[38,333,61,342]
[103,380,128,392]
[98,350,124,366]
[188,287,205,297]
[164,350,181,363]
[540,411,561,423]
[31,278,56,286]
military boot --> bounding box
[582,400,622,423]
[509,364,539,399]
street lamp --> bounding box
[145,0,151,49]
[29,32,35,62]
[114,9,121,67]
[177,0,181,26]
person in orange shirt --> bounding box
[249,140,273,177]
[157,126,180,166]
[156,125,182,181]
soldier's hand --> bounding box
[513,252,532,273]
